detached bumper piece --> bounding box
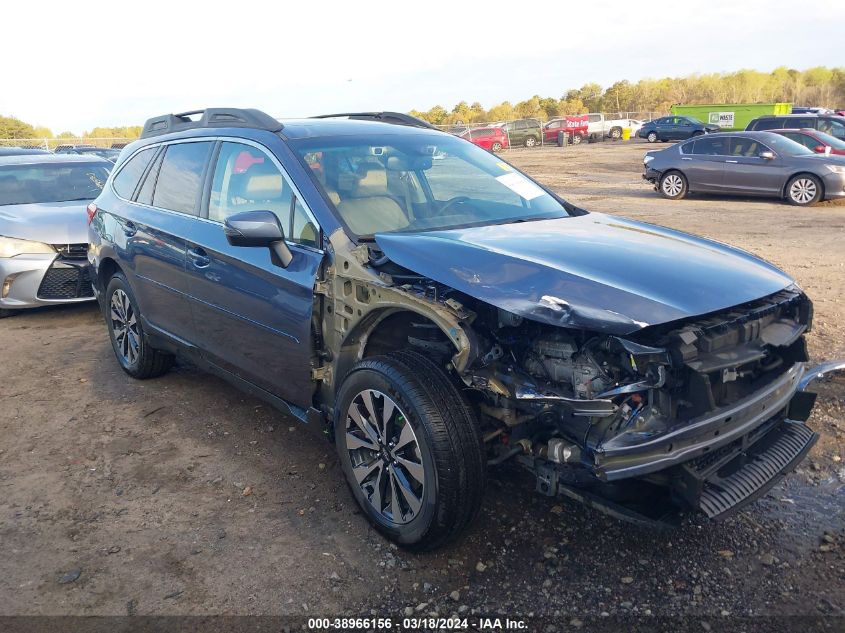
[678,420,818,519]
[37,261,94,300]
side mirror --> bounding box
[813,145,826,154]
[759,151,775,160]
[223,210,293,268]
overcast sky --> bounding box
[2,0,842,134]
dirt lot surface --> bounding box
[2,141,844,622]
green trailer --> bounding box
[670,103,792,131]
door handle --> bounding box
[123,221,137,237]
[188,247,211,269]
[725,160,738,163]
[681,157,692,160]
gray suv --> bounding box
[643,131,845,205]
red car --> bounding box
[460,126,509,152]
[543,115,589,145]
[772,128,845,156]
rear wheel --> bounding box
[659,171,688,200]
[609,126,622,139]
[786,174,822,206]
[647,131,658,143]
[105,272,174,379]
[524,136,538,148]
[335,350,485,550]
[571,134,582,145]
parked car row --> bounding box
[0,144,122,162]
[74,107,831,550]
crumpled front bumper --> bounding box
[593,362,808,482]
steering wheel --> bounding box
[439,196,470,215]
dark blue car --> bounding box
[88,108,828,549]
[638,115,720,143]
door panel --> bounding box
[184,223,322,407]
[684,136,730,192]
[722,137,790,195]
[184,140,323,407]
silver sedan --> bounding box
[0,154,112,317]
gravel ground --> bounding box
[1,141,843,622]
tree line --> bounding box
[409,66,845,125]
[0,116,142,140]
[3,67,844,137]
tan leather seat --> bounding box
[335,163,409,234]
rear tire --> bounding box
[524,136,538,148]
[659,170,688,200]
[104,272,174,379]
[335,350,485,550]
[572,134,582,145]
[786,174,822,206]
[609,126,622,139]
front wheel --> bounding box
[491,141,503,152]
[571,134,583,145]
[0,308,16,319]
[105,272,174,379]
[647,131,658,143]
[659,171,688,200]
[786,174,822,206]
[335,351,485,550]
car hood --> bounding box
[374,213,795,335]
[0,200,90,244]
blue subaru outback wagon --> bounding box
[89,108,833,549]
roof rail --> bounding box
[140,108,283,139]
[311,111,436,130]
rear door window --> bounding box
[691,136,729,155]
[152,142,212,215]
[112,147,156,200]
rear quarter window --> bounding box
[112,147,156,199]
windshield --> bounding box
[814,130,845,150]
[291,133,570,237]
[0,162,111,206]
[762,134,815,156]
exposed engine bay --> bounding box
[364,251,819,525]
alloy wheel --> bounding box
[525,137,537,147]
[345,389,425,525]
[648,132,657,143]
[790,178,817,204]
[110,288,140,365]
[662,174,684,197]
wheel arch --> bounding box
[334,307,469,389]
[783,171,825,199]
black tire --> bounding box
[334,350,485,550]
[524,136,538,148]
[647,131,658,143]
[571,134,583,145]
[785,174,823,206]
[659,170,688,200]
[104,272,174,379]
[491,142,503,152]
[0,308,16,319]
[609,126,622,139]
[691,130,704,137]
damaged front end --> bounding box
[461,287,820,525]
